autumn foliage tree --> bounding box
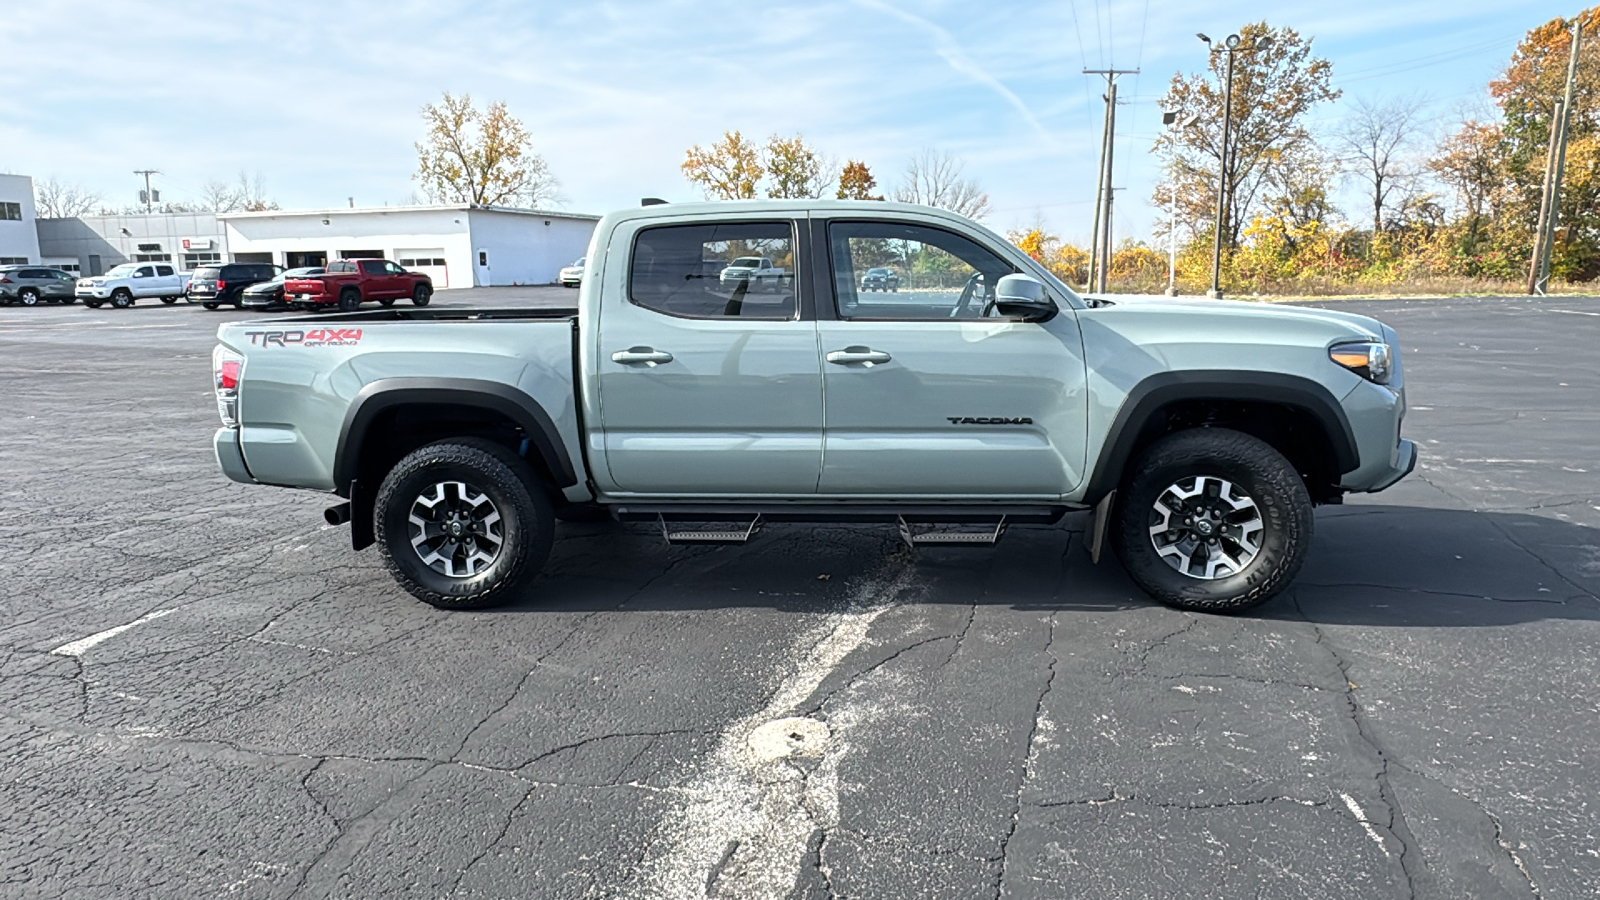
[836,160,883,200]
[681,130,766,199]
[1154,23,1340,250]
[414,92,559,207]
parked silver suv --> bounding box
[0,266,77,306]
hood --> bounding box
[1089,294,1386,340]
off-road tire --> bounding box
[110,290,133,309]
[412,284,432,306]
[18,288,40,306]
[374,438,554,610]
[1111,428,1313,614]
[338,288,361,312]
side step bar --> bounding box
[897,516,1006,548]
[659,514,761,545]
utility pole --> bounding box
[1197,33,1272,299]
[1084,68,1137,294]
[134,169,159,214]
[1529,16,1582,296]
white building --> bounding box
[36,212,226,275]
[0,174,43,265]
[220,205,598,289]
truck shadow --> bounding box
[512,504,1600,629]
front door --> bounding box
[594,217,823,496]
[816,219,1089,497]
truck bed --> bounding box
[265,306,579,325]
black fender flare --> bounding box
[1081,370,1359,503]
[334,377,577,493]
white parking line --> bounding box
[631,564,917,899]
[1339,792,1391,857]
[50,609,175,657]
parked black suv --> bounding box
[187,263,282,310]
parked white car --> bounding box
[559,257,585,288]
[76,263,192,309]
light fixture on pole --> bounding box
[1160,110,1201,296]
[1198,31,1272,299]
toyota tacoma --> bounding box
[211,200,1415,613]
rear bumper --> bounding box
[214,427,254,484]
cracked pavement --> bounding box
[1,290,1598,898]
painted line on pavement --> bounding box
[50,609,176,657]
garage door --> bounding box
[397,249,450,289]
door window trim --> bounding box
[821,218,1027,322]
[626,218,806,323]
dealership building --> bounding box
[219,205,598,289]
[13,168,598,288]
[0,174,43,266]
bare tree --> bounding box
[199,179,240,212]
[892,149,991,219]
[33,177,103,218]
[234,170,279,211]
[1338,96,1427,234]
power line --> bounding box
[1333,36,1516,84]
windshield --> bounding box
[572,258,585,267]
[105,264,138,277]
[730,257,763,268]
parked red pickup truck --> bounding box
[284,259,434,311]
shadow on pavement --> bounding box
[506,505,1600,629]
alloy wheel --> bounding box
[407,480,504,578]
[1147,475,1264,580]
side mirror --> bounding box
[994,273,1057,322]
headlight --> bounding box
[1329,340,1391,384]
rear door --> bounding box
[593,216,824,496]
[155,264,180,296]
[814,217,1089,497]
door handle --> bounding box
[826,347,892,365]
[611,347,674,366]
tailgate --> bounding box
[215,314,580,493]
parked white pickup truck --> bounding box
[76,263,192,308]
[718,256,788,291]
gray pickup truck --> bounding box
[211,200,1415,613]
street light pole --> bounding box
[1197,32,1270,299]
[1161,110,1200,295]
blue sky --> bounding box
[0,0,1565,245]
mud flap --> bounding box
[1087,490,1115,564]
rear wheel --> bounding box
[412,284,432,306]
[18,288,40,306]
[378,298,395,307]
[338,288,361,312]
[58,296,74,305]
[1110,428,1313,614]
[110,290,133,309]
[374,439,554,609]
[83,299,103,308]
[161,296,178,304]
[203,302,220,310]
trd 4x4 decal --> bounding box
[244,329,363,348]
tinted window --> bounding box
[828,221,1017,320]
[135,266,154,278]
[629,222,796,320]
[156,265,175,276]
[330,261,357,273]
[20,269,48,278]
[194,267,222,279]
[359,260,386,274]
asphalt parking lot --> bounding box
[2,289,1597,899]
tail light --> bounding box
[215,280,227,291]
[0,276,10,283]
[213,345,243,427]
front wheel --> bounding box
[110,290,133,309]
[412,284,432,306]
[202,302,220,310]
[83,299,103,308]
[1110,428,1313,614]
[338,289,361,312]
[374,439,554,609]
[161,296,178,305]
